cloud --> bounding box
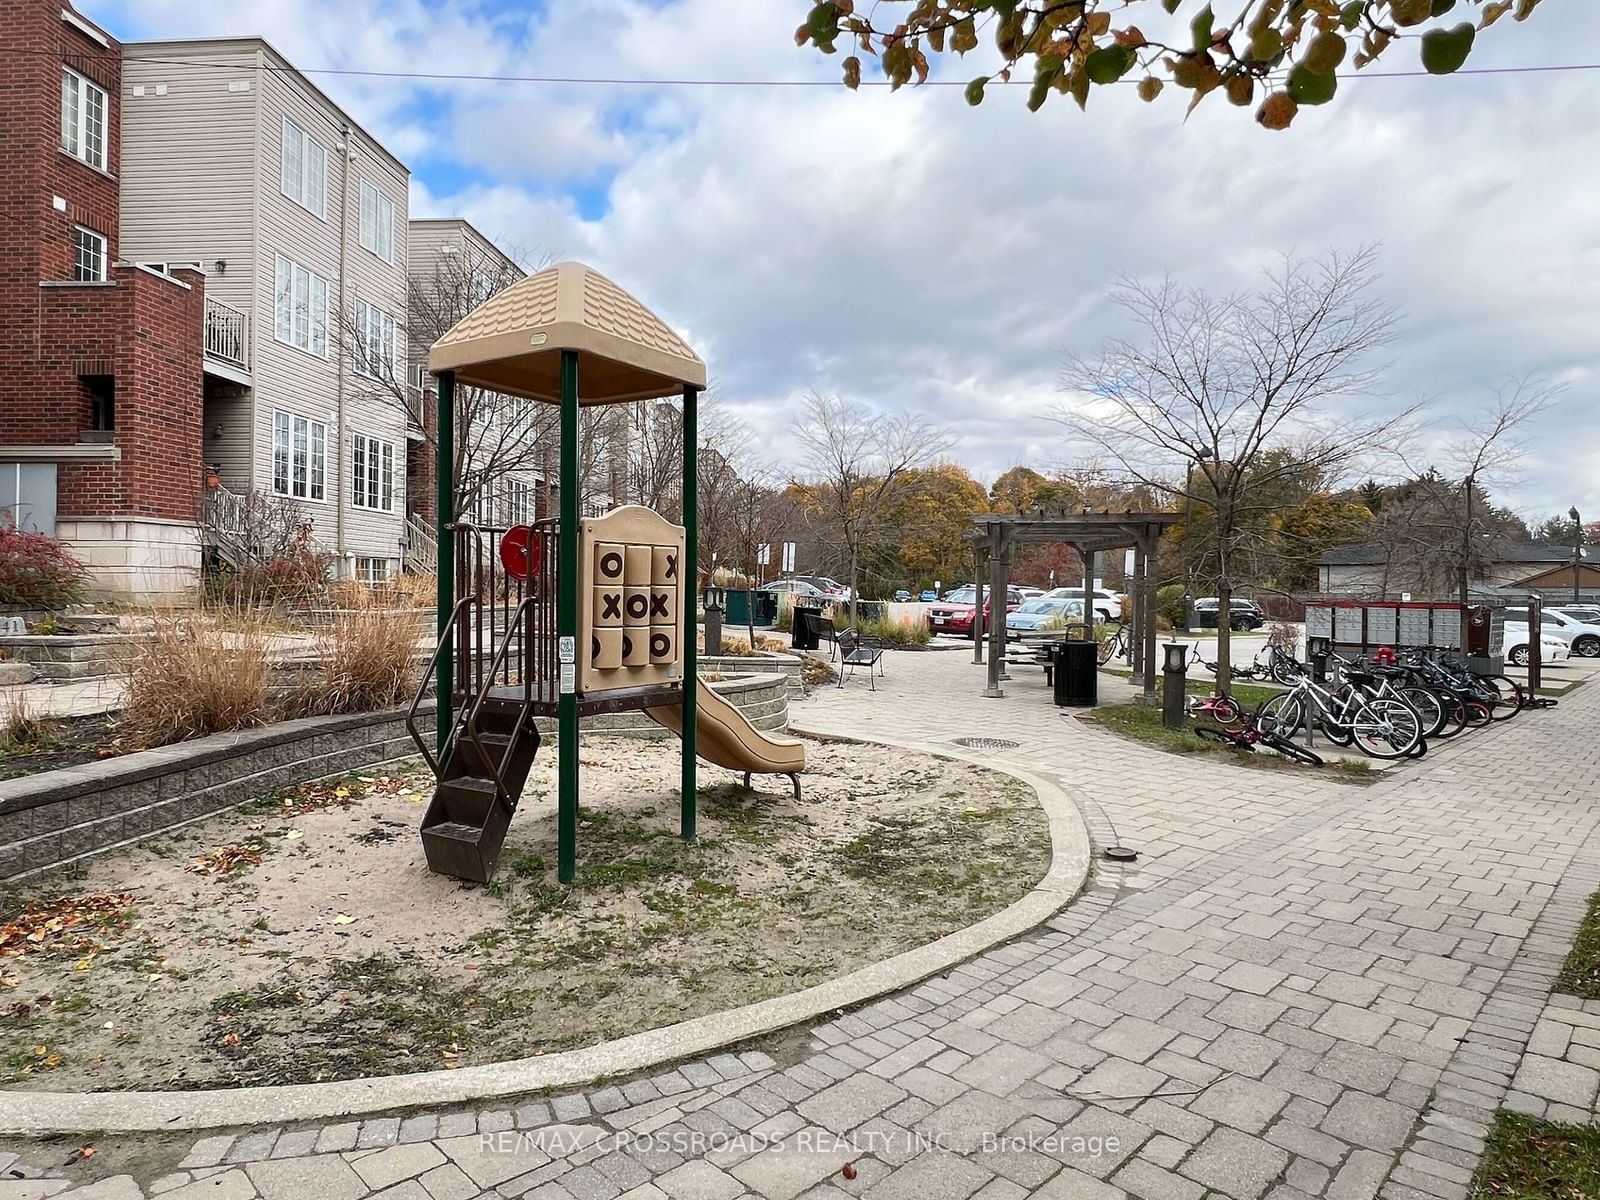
[87,0,1600,521]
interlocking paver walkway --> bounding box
[6,649,1600,1200]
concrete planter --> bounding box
[700,651,804,695]
[0,631,154,680]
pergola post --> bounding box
[1130,541,1146,686]
[556,350,580,884]
[1078,545,1092,633]
[973,543,987,664]
[983,526,1008,698]
[1142,528,1160,703]
[681,385,699,841]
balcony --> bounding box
[203,297,250,382]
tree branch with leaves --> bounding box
[797,0,1543,130]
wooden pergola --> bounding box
[968,512,1183,701]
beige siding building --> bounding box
[120,38,411,580]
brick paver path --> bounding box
[6,649,1600,1200]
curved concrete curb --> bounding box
[0,735,1091,1135]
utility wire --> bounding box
[21,43,1600,86]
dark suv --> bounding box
[1192,597,1267,631]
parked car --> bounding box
[893,589,912,602]
[1191,597,1266,631]
[762,578,829,601]
[794,575,854,602]
[1554,604,1600,626]
[1505,607,1600,657]
[1016,586,1046,600]
[1502,622,1570,667]
[1044,586,1123,623]
[919,588,938,603]
[926,585,1026,636]
[1005,597,1086,637]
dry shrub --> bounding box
[0,690,56,754]
[118,615,271,747]
[290,608,423,717]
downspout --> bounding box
[334,122,352,572]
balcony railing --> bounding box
[204,297,249,370]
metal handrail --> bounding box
[404,594,479,777]
[462,593,535,811]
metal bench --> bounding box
[836,629,885,690]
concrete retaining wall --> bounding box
[0,632,152,680]
[700,652,803,695]
[0,672,790,883]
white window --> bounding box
[273,254,328,356]
[279,118,326,218]
[354,557,390,584]
[508,480,534,526]
[351,433,395,512]
[354,300,400,380]
[61,68,106,170]
[272,411,326,501]
[72,226,106,282]
[358,181,395,264]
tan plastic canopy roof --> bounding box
[428,261,707,406]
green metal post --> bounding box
[434,371,455,755]
[557,352,580,884]
[681,385,699,841]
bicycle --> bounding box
[1186,693,1245,728]
[1193,709,1325,766]
[1098,623,1132,666]
[1255,671,1423,760]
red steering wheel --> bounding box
[498,526,541,582]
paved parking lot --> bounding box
[4,650,1599,1199]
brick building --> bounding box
[0,0,208,600]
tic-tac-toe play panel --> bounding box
[578,505,686,695]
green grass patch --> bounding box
[1472,1109,1600,1198]
[1555,891,1600,999]
[1183,679,1282,710]
[1087,702,1367,782]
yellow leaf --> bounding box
[333,787,351,798]
[332,913,356,925]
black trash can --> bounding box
[1052,639,1099,707]
[791,605,823,651]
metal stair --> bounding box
[420,691,540,882]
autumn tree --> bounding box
[789,392,953,625]
[796,1,1543,130]
[886,463,991,588]
[1056,248,1406,691]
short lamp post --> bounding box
[703,583,726,653]
[1571,506,1583,603]
[1161,640,1189,729]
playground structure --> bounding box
[405,261,805,884]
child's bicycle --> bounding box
[1185,693,1246,727]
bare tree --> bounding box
[1384,379,1561,642]
[340,238,631,520]
[1056,248,1408,691]
[789,392,953,627]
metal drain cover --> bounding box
[953,737,1020,750]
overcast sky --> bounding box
[90,0,1600,525]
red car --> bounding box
[927,586,1025,636]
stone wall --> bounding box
[0,673,791,882]
[699,652,804,696]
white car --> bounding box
[1501,622,1569,668]
[1015,586,1046,601]
[1505,607,1600,658]
[1045,586,1122,623]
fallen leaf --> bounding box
[284,830,304,841]
[332,913,356,925]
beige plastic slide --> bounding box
[648,678,806,780]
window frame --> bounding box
[271,410,327,502]
[60,66,107,171]
[278,117,326,218]
[273,253,329,357]
[350,432,396,513]
[358,180,395,265]
[72,226,106,282]
[354,299,400,381]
